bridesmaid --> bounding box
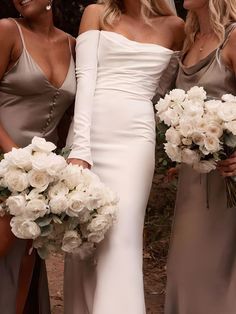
[0,0,76,313]
[165,1,236,313]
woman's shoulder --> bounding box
[158,15,185,32]
[0,18,19,36]
[79,4,105,33]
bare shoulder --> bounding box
[0,18,18,39]
[160,15,185,50]
[79,4,104,34]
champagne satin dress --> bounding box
[0,19,76,314]
[165,24,236,314]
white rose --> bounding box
[62,164,83,190]
[4,147,32,170]
[193,160,216,173]
[25,199,48,219]
[169,88,186,102]
[49,196,68,215]
[79,168,100,189]
[161,107,180,126]
[205,99,222,113]
[225,121,236,135]
[165,127,182,145]
[192,131,206,146]
[5,169,29,192]
[203,136,221,154]
[48,182,69,199]
[0,159,9,176]
[31,136,56,153]
[164,143,182,162]
[206,121,223,138]
[62,230,82,253]
[222,94,236,102]
[87,215,111,243]
[179,117,197,137]
[183,100,204,118]
[67,191,86,217]
[155,96,171,114]
[46,153,67,176]
[6,195,26,216]
[10,217,41,239]
[31,152,49,172]
[182,138,192,146]
[97,204,118,221]
[28,170,50,191]
[217,102,236,122]
[181,149,200,165]
[187,86,207,102]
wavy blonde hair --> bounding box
[97,0,175,26]
[184,0,236,51]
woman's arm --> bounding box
[217,29,236,177]
[0,19,19,152]
[68,5,103,168]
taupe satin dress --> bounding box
[0,19,76,314]
[165,24,236,314]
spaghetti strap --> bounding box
[10,18,26,49]
[221,22,236,49]
[67,35,72,55]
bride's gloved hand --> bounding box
[67,158,90,169]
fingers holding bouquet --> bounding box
[217,152,236,177]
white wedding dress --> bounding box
[65,30,174,314]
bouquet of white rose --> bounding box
[0,137,118,259]
[155,86,236,207]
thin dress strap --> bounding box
[67,35,73,56]
[221,22,236,49]
[10,18,26,49]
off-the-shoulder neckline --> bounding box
[77,29,174,53]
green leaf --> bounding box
[40,224,53,237]
[225,133,236,148]
[36,216,52,227]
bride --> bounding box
[65,1,184,313]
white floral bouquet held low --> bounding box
[0,137,118,259]
[155,86,236,207]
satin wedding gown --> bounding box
[65,30,173,314]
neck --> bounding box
[24,11,54,37]
[124,0,142,19]
[195,5,213,35]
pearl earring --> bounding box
[46,2,52,11]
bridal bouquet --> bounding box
[155,86,236,207]
[0,137,118,259]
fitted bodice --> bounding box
[0,19,76,147]
[95,31,174,101]
[176,24,236,98]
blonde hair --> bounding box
[184,0,236,51]
[97,0,175,26]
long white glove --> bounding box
[68,30,100,166]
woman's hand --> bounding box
[165,167,179,182]
[67,158,91,169]
[217,152,236,177]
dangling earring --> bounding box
[46,0,52,11]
